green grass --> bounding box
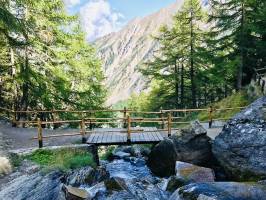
[171,90,253,129]
[197,90,251,121]
[9,154,23,168]
[25,148,96,172]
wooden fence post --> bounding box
[123,107,127,128]
[12,111,17,127]
[81,119,86,144]
[167,113,172,137]
[37,118,43,148]
[160,108,165,129]
[208,106,213,128]
[89,112,93,130]
[127,115,131,142]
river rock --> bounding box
[65,167,94,187]
[169,182,266,200]
[112,151,131,159]
[175,161,215,182]
[166,161,215,192]
[104,177,127,191]
[213,96,266,181]
[85,167,110,185]
[0,156,12,176]
[64,185,90,200]
[64,166,109,187]
[86,182,106,199]
[0,171,63,200]
[147,121,212,177]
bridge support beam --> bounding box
[88,144,100,166]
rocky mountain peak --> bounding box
[95,0,184,105]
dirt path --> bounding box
[0,121,83,152]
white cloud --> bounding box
[79,0,124,41]
[64,0,81,7]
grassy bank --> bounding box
[24,148,96,172]
[197,90,252,121]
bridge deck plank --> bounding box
[87,127,163,145]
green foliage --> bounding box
[99,146,115,160]
[112,100,129,110]
[137,0,265,112]
[25,149,96,171]
[0,0,108,122]
[9,154,23,168]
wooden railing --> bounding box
[0,106,246,148]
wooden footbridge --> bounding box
[0,106,246,148]
[88,127,164,145]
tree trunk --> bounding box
[180,61,185,109]
[19,47,29,124]
[174,60,179,108]
[190,2,196,108]
[237,2,245,90]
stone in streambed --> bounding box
[147,121,212,177]
[64,185,90,200]
[112,151,131,159]
[169,182,266,200]
[175,161,215,182]
[104,177,127,191]
[166,161,215,192]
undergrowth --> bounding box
[25,148,96,172]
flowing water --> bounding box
[83,157,170,200]
[0,151,170,200]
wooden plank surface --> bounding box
[87,127,164,145]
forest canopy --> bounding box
[0,0,107,120]
[131,0,266,111]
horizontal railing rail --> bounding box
[0,106,247,148]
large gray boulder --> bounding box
[147,121,212,177]
[169,182,266,200]
[213,96,266,181]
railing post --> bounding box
[127,115,131,142]
[123,107,127,128]
[208,106,213,128]
[167,113,172,137]
[12,111,17,127]
[81,119,86,144]
[160,108,165,129]
[89,112,93,130]
[37,118,43,148]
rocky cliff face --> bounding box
[95,0,184,105]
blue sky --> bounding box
[63,0,177,41]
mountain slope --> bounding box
[95,0,184,105]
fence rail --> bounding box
[0,106,246,148]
